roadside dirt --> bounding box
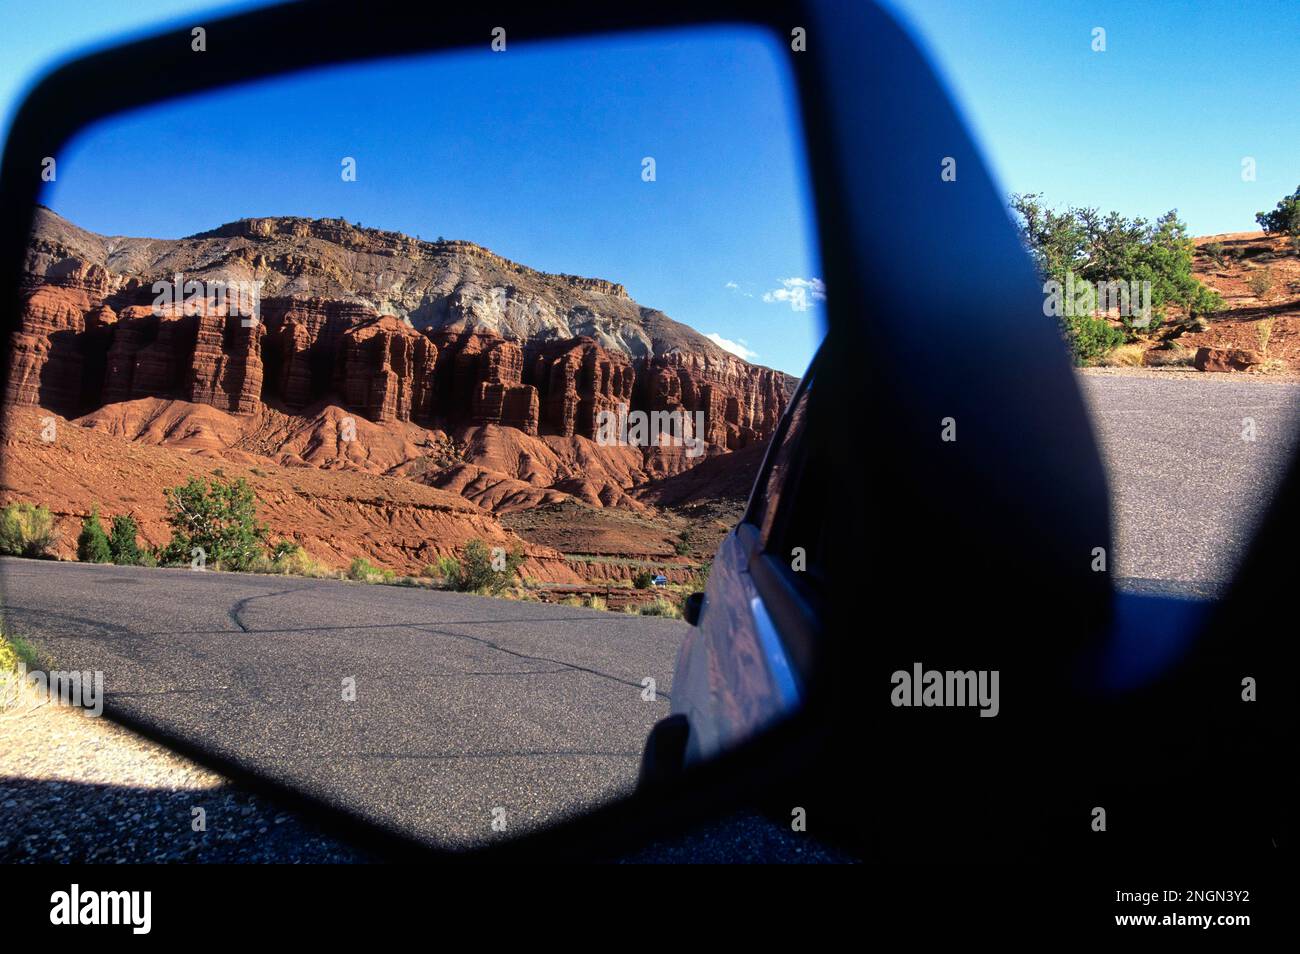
[0,688,368,862]
[1078,366,1300,383]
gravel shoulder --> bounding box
[0,686,368,862]
[1078,366,1300,383]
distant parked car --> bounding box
[651,574,668,588]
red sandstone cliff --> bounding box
[2,214,800,580]
[8,208,794,460]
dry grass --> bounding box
[1146,344,1196,367]
[1257,316,1276,354]
[0,631,42,711]
[1098,343,1147,367]
[559,594,608,610]
[252,546,339,579]
[1247,268,1276,300]
[628,599,683,619]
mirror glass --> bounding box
[1,26,823,848]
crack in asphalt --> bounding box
[2,603,243,641]
[5,597,668,694]
[415,625,672,701]
[1,607,630,638]
[227,588,305,633]
[222,592,673,697]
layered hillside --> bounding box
[2,209,794,578]
[0,403,581,579]
[11,208,792,455]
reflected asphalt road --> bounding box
[1,559,684,849]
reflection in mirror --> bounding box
[0,27,823,848]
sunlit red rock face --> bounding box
[3,210,803,578]
[8,208,795,458]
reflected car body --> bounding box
[644,356,820,779]
[671,527,803,765]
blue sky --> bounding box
[885,0,1300,236]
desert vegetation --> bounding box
[1256,185,1300,243]
[0,502,58,559]
[2,473,549,597]
[628,599,683,619]
[0,631,39,674]
[4,469,707,616]
[157,473,267,571]
[1247,268,1275,300]
[1010,194,1223,364]
[0,630,41,711]
[433,540,525,595]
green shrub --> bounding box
[1204,241,1226,267]
[269,538,299,561]
[159,475,267,571]
[433,555,460,583]
[440,540,524,594]
[633,570,656,589]
[347,557,394,583]
[1184,282,1224,321]
[1256,185,1300,236]
[0,502,58,558]
[108,514,143,565]
[1063,314,1125,366]
[1011,194,1223,351]
[76,507,112,563]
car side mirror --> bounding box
[682,592,704,626]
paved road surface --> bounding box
[1080,374,1300,596]
[1,561,683,849]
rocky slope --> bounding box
[1108,231,1300,372]
[2,209,794,578]
[1179,231,1300,370]
[0,404,580,580]
[10,208,792,450]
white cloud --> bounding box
[724,280,753,298]
[724,281,739,290]
[762,276,826,312]
[704,332,759,361]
